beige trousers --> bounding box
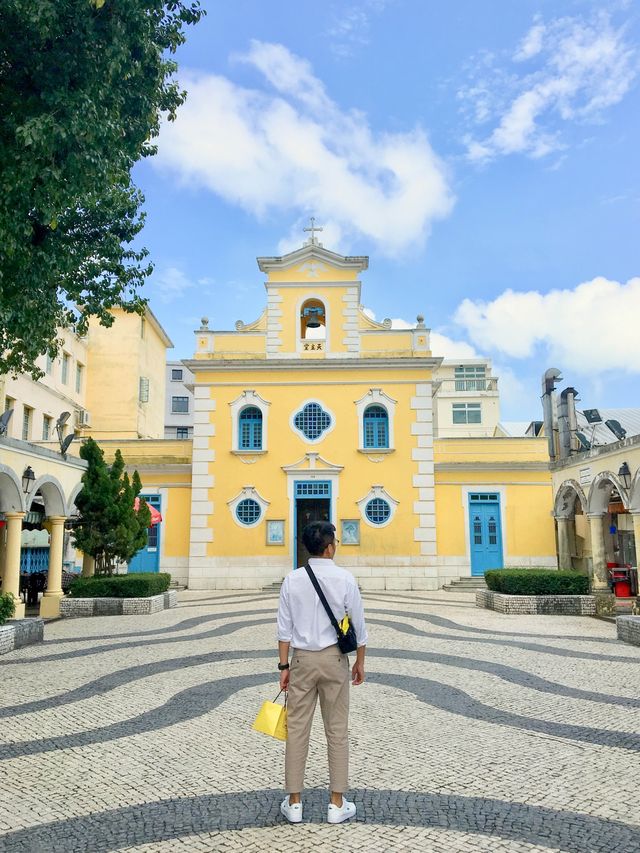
[285,644,350,793]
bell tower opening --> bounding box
[301,298,326,340]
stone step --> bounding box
[443,577,487,592]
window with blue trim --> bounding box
[293,402,331,441]
[365,498,391,524]
[363,405,389,448]
[236,499,261,525]
[239,406,263,450]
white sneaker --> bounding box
[280,796,303,823]
[327,797,356,824]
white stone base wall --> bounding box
[186,555,560,591]
[161,557,189,586]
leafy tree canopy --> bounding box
[73,437,152,575]
[0,0,203,376]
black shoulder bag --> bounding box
[304,563,358,654]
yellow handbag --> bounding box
[252,689,288,741]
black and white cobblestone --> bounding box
[0,589,638,852]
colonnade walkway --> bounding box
[0,590,638,852]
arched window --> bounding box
[239,406,262,450]
[363,405,389,449]
[300,298,326,340]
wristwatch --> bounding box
[278,662,290,671]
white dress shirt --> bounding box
[277,558,368,651]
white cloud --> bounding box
[453,276,640,374]
[461,13,637,162]
[152,266,195,303]
[325,1,391,58]
[154,42,453,256]
[430,332,480,359]
[514,22,546,62]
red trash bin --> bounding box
[610,568,632,597]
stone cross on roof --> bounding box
[303,217,323,246]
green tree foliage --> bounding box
[73,438,152,575]
[0,0,204,376]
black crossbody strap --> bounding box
[304,563,341,636]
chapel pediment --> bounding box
[281,453,344,475]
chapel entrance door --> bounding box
[294,481,331,569]
[468,493,503,576]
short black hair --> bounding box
[302,521,336,556]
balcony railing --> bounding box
[439,377,498,393]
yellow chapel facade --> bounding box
[183,235,557,591]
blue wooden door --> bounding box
[469,494,503,576]
[128,495,161,573]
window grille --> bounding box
[42,417,51,441]
[139,377,150,403]
[171,368,183,381]
[61,354,70,384]
[452,403,481,424]
[293,402,331,441]
[239,406,262,450]
[176,427,189,439]
[236,498,261,525]
[295,481,331,497]
[22,407,31,441]
[363,405,389,448]
[76,364,83,394]
[365,498,391,525]
[469,493,499,502]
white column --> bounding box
[4,512,25,619]
[556,516,572,569]
[40,516,66,618]
[587,514,609,592]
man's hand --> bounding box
[279,668,290,692]
[351,660,365,685]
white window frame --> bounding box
[452,402,482,425]
[355,388,397,452]
[230,390,270,453]
[172,395,190,414]
[227,486,270,529]
[290,399,336,445]
[357,485,399,529]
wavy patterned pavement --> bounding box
[0,590,638,852]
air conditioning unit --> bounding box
[76,409,91,427]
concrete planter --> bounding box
[60,590,177,618]
[476,589,596,616]
[0,618,44,656]
[616,616,640,647]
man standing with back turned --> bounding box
[276,521,368,824]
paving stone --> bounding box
[0,590,638,853]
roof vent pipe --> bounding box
[558,387,578,458]
[541,368,562,461]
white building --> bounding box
[433,359,500,438]
[164,361,194,440]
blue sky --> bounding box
[134,0,640,421]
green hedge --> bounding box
[485,569,589,596]
[68,573,171,599]
[0,592,16,625]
